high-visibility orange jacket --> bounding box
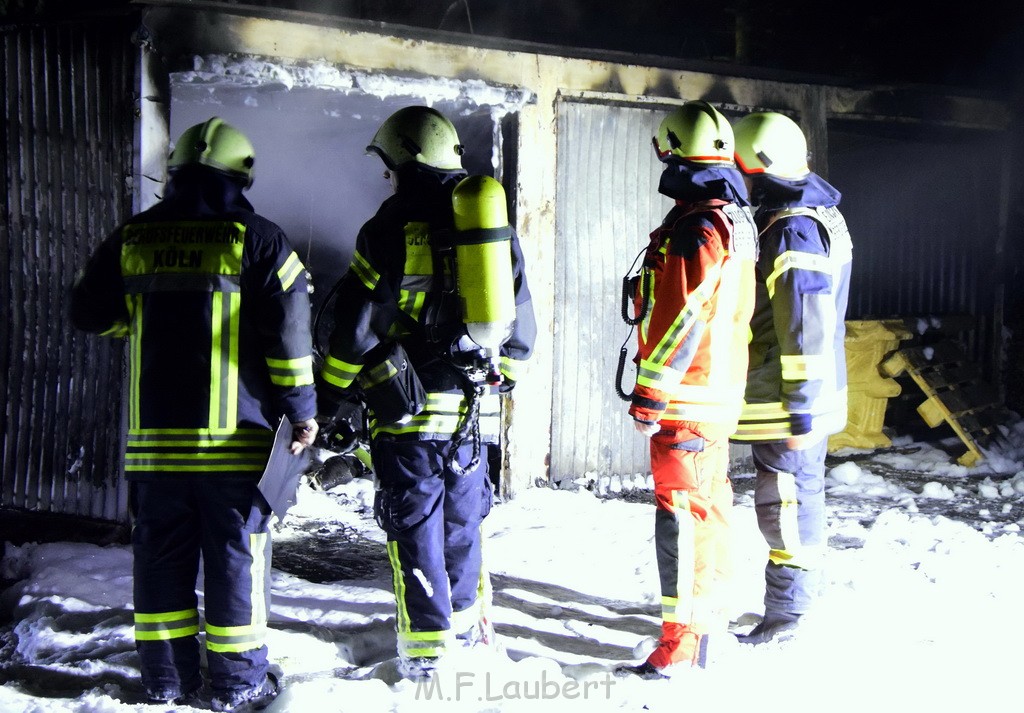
[629,197,757,428]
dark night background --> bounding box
[5,0,1024,408]
[4,0,1024,101]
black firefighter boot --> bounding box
[735,611,801,645]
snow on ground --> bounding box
[3,423,1024,712]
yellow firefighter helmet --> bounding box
[367,106,465,173]
[652,100,734,166]
[733,112,810,180]
[168,117,256,187]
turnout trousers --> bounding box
[647,422,733,668]
[130,478,273,700]
[372,438,493,660]
[750,438,829,615]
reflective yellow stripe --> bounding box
[350,250,381,290]
[250,530,268,635]
[205,532,269,653]
[210,292,224,428]
[125,452,267,461]
[276,251,304,290]
[135,625,200,641]
[777,471,800,555]
[205,623,265,636]
[402,630,447,642]
[398,288,427,321]
[781,353,833,381]
[126,463,264,472]
[388,541,411,636]
[266,355,314,387]
[636,359,685,389]
[357,359,398,388]
[127,428,271,445]
[399,629,449,658]
[731,422,791,440]
[128,294,143,430]
[135,608,198,623]
[765,251,832,298]
[742,401,791,417]
[322,354,362,389]
[205,624,267,653]
[647,263,720,367]
[225,292,240,426]
[661,595,679,622]
[500,356,521,381]
[134,608,200,642]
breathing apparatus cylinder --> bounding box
[451,175,516,385]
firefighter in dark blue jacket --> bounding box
[318,106,536,680]
[70,118,317,710]
[730,112,852,644]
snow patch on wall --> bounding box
[173,55,534,119]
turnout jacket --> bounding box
[70,167,317,478]
[732,172,852,442]
[629,164,757,427]
[320,167,536,442]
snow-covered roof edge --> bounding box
[172,54,536,117]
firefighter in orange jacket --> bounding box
[622,101,757,676]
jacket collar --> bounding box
[658,162,750,207]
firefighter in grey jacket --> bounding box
[730,112,853,644]
[70,118,316,710]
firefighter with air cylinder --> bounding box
[317,105,537,680]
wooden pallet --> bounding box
[879,340,1004,466]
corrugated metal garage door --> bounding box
[829,121,1003,374]
[551,100,670,482]
[1,20,135,521]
